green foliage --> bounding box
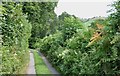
[109,0,120,33]
[58,12,84,41]
[40,31,64,54]
[1,0,120,75]
[1,2,31,74]
[22,2,58,48]
[39,1,120,74]
[62,16,83,40]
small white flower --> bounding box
[14,53,17,56]
[21,24,23,27]
[6,50,9,52]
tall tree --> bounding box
[22,2,58,48]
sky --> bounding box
[54,0,116,18]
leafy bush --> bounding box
[1,3,31,74]
[40,31,64,54]
[61,16,83,41]
[66,28,91,52]
[22,2,58,48]
[39,5,120,74]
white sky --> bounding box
[54,0,116,18]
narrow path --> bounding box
[27,49,36,75]
[37,51,60,75]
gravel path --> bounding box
[27,49,36,75]
[38,51,60,75]
[26,49,60,76]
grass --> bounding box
[33,50,51,74]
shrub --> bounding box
[1,3,31,74]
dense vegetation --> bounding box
[1,2,57,74]
[39,0,120,75]
[1,0,120,75]
[1,2,32,74]
[22,2,58,48]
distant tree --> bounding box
[22,2,58,48]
